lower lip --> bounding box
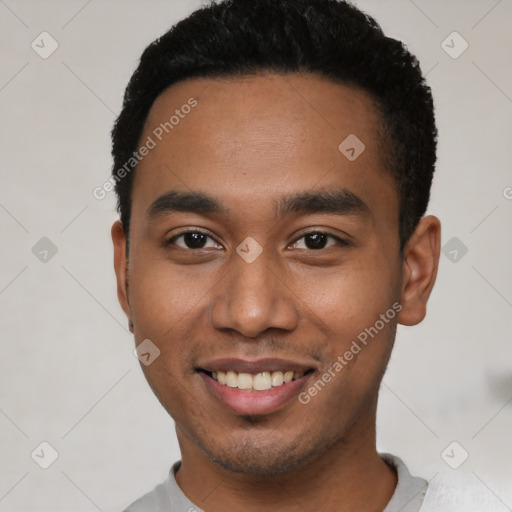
[199,372,311,416]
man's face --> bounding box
[115,73,405,474]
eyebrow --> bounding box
[275,189,369,218]
[147,191,224,219]
[146,188,369,221]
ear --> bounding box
[398,215,441,326]
[111,220,134,333]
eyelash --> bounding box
[165,230,349,251]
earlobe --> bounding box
[111,220,133,332]
[398,215,441,326]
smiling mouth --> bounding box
[199,369,314,391]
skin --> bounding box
[112,73,441,511]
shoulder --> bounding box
[121,461,201,512]
[122,481,169,512]
[420,471,507,512]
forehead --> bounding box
[132,72,396,223]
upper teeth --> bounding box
[212,370,304,391]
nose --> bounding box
[209,253,299,339]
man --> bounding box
[109,0,482,510]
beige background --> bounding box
[1,0,511,510]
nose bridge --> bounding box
[209,252,299,338]
[232,255,275,310]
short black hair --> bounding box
[111,0,437,250]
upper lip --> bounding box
[197,357,317,374]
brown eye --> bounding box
[167,231,222,250]
[184,232,208,248]
[304,233,329,249]
[291,232,344,250]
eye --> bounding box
[290,231,346,250]
[167,231,222,250]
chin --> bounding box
[211,450,306,476]
[200,429,332,476]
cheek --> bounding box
[127,259,206,411]
[127,258,216,400]
[128,253,213,337]
[295,253,401,346]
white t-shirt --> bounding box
[123,453,504,511]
